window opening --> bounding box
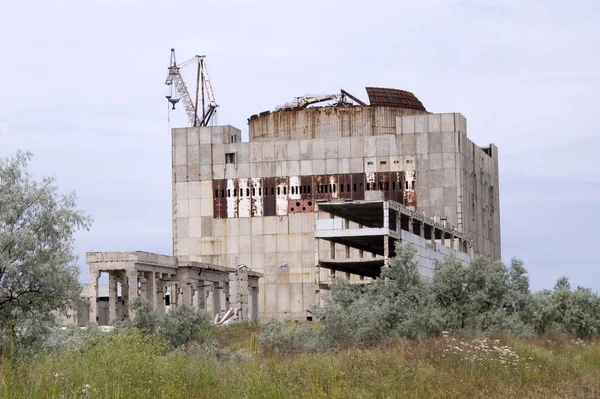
[225,153,236,164]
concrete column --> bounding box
[441,231,446,246]
[212,282,221,318]
[148,271,157,311]
[182,282,193,307]
[251,285,259,321]
[222,282,230,312]
[89,268,100,324]
[408,216,414,233]
[197,280,205,310]
[140,273,148,301]
[126,269,138,320]
[396,211,401,233]
[229,270,249,320]
[156,280,166,314]
[314,237,320,307]
[108,272,117,323]
[420,221,425,238]
[450,235,455,250]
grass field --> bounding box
[1,325,599,398]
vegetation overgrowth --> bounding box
[3,151,600,397]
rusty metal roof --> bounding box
[365,87,427,111]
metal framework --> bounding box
[165,48,218,127]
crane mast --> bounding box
[165,49,218,127]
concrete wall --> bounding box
[172,110,500,320]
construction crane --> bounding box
[165,48,218,127]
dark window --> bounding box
[227,189,231,197]
[406,181,409,190]
[259,187,262,196]
[347,183,350,192]
[277,187,280,195]
[283,187,287,195]
[271,187,274,196]
[252,188,256,196]
[221,189,225,197]
[412,181,415,189]
[225,153,235,164]
[340,184,344,193]
[386,182,389,190]
[333,184,336,193]
[392,181,396,190]
[246,188,250,197]
[308,185,311,194]
[353,183,356,192]
[215,189,219,197]
[233,189,237,197]
[360,183,363,191]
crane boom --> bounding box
[165,49,218,127]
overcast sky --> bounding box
[1,0,598,291]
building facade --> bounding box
[172,88,501,320]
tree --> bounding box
[0,151,91,351]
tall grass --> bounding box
[1,328,599,398]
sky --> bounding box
[0,0,598,291]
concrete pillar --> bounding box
[182,282,193,307]
[229,270,249,320]
[140,273,148,300]
[396,211,401,233]
[420,221,425,238]
[149,271,157,311]
[251,285,259,321]
[197,280,205,310]
[156,280,166,314]
[314,237,320,307]
[408,216,414,233]
[89,268,100,324]
[222,282,230,312]
[212,282,221,318]
[126,269,138,320]
[441,231,446,246]
[108,272,117,323]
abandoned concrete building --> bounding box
[171,87,501,321]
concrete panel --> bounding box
[277,216,289,234]
[400,134,416,155]
[239,217,251,235]
[289,161,300,176]
[287,141,300,160]
[338,158,350,174]
[429,169,444,188]
[313,159,325,175]
[401,116,415,134]
[350,158,363,173]
[443,153,456,169]
[236,145,250,164]
[325,159,338,174]
[376,136,390,156]
[299,140,313,160]
[277,234,289,252]
[262,142,275,161]
[239,235,252,253]
[264,217,277,234]
[188,199,201,217]
[427,114,441,133]
[364,137,377,156]
[188,181,201,199]
[312,139,325,159]
[200,198,213,217]
[187,145,200,166]
[173,129,187,146]
[428,132,442,153]
[212,165,224,180]
[199,145,212,165]
[338,138,351,158]
[199,127,211,144]
[176,217,189,238]
[300,160,313,176]
[325,139,338,158]
[249,142,262,162]
[441,113,455,132]
[442,132,457,153]
[429,153,442,170]
[264,234,277,252]
[416,154,429,170]
[429,187,444,206]
[443,169,457,187]
[175,146,187,166]
[415,115,428,133]
[199,164,211,180]
[416,133,428,154]
[350,137,364,158]
[176,200,189,218]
